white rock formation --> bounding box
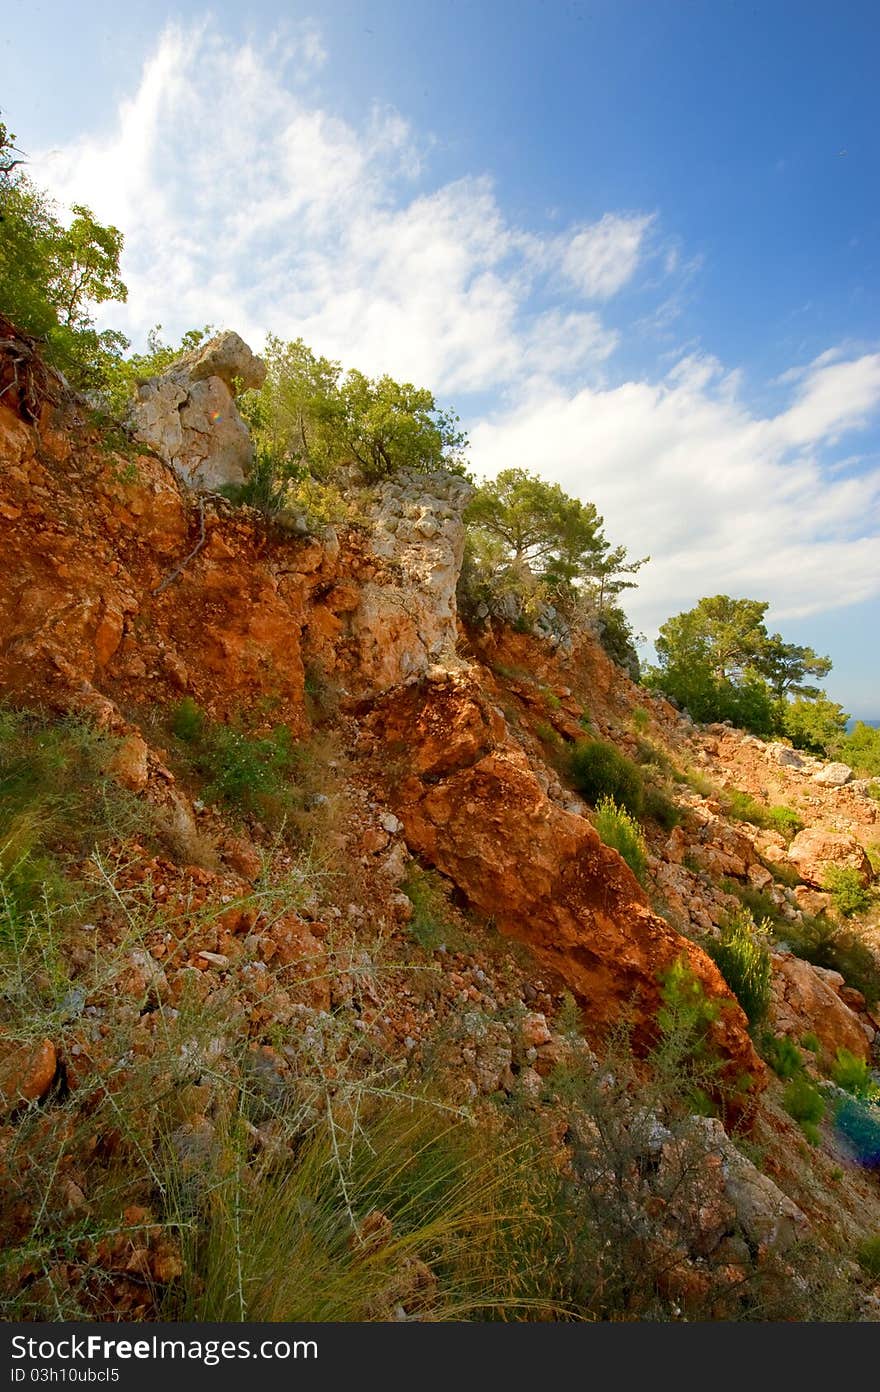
[132,331,266,492]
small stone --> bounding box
[197,951,230,969]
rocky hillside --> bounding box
[1,323,879,1322]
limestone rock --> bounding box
[366,672,763,1099]
[766,742,806,770]
[786,827,873,888]
[108,732,150,790]
[132,330,266,492]
[344,469,473,694]
[681,1116,809,1255]
[812,761,853,787]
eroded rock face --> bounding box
[344,469,473,694]
[786,827,873,888]
[769,951,874,1060]
[364,671,763,1096]
[132,331,266,492]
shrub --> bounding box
[593,796,647,884]
[761,1034,804,1079]
[800,1033,821,1054]
[641,784,681,830]
[765,805,803,840]
[822,866,872,918]
[724,789,767,827]
[783,1075,825,1144]
[856,1236,880,1278]
[704,911,772,1028]
[830,1048,878,1100]
[631,706,650,734]
[401,866,460,950]
[834,1096,880,1169]
[169,696,205,743]
[568,739,644,816]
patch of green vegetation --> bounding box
[765,805,804,840]
[641,783,681,830]
[760,1034,804,1080]
[631,706,650,734]
[830,1048,879,1101]
[783,1075,826,1145]
[0,706,154,914]
[799,1033,821,1055]
[568,739,644,816]
[401,866,460,951]
[704,911,772,1029]
[856,1236,880,1279]
[822,866,872,918]
[593,796,647,884]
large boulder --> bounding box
[132,331,266,492]
[812,761,853,787]
[769,951,874,1060]
[786,827,873,888]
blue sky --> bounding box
[3,1,879,714]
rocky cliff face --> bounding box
[2,326,880,1320]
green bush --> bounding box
[783,1075,825,1145]
[856,1236,880,1278]
[641,784,681,831]
[822,866,872,918]
[169,696,206,743]
[831,1048,878,1100]
[704,911,772,1028]
[167,702,299,823]
[761,1034,804,1079]
[401,866,460,950]
[765,805,803,840]
[593,796,647,884]
[569,739,644,816]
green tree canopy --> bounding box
[645,594,840,744]
[756,635,833,700]
[241,335,469,484]
[0,119,128,388]
[654,595,770,683]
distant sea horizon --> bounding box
[847,717,880,731]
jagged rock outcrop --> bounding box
[131,330,266,491]
[344,468,473,694]
[364,669,764,1098]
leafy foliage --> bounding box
[593,796,647,883]
[830,1048,878,1101]
[783,1076,826,1145]
[241,334,469,486]
[568,739,644,816]
[704,911,772,1028]
[822,866,872,918]
[0,123,128,389]
[643,594,841,742]
[840,722,880,777]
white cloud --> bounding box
[37,22,642,397]
[33,22,880,639]
[561,212,654,299]
[470,350,880,632]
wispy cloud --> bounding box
[35,21,880,634]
